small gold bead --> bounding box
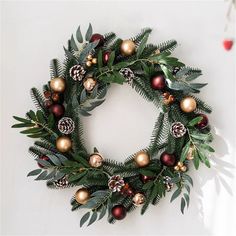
[87,54,93,60]
[180,166,187,172]
[86,61,92,67]
[174,166,180,171]
[177,162,183,167]
[91,58,97,64]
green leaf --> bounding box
[185,184,190,194]
[68,171,87,183]
[142,181,154,190]
[139,169,156,177]
[20,127,43,134]
[70,35,78,51]
[188,116,203,127]
[170,188,181,202]
[97,50,103,69]
[87,211,98,226]
[185,73,202,81]
[47,154,61,166]
[34,170,48,180]
[182,174,193,186]
[193,150,200,169]
[80,212,90,227]
[98,205,107,220]
[198,150,211,168]
[85,23,93,41]
[180,197,186,214]
[183,193,190,207]
[76,25,83,43]
[27,169,42,177]
[107,51,115,69]
[137,33,149,58]
[200,144,215,153]
[13,116,31,123]
[180,141,190,162]
[73,154,90,167]
[12,123,35,128]
[36,110,45,123]
[47,114,55,128]
[190,83,207,89]
[53,172,65,181]
[36,159,52,168]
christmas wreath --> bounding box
[12,24,214,227]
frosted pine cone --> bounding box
[163,176,174,192]
[58,117,75,134]
[108,175,125,192]
[54,176,70,188]
[119,68,135,84]
[171,122,186,138]
[69,64,86,81]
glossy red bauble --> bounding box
[196,114,209,129]
[160,152,176,167]
[150,74,166,90]
[38,155,50,168]
[140,175,154,183]
[49,104,65,118]
[90,33,105,47]
[111,205,127,220]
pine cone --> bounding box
[163,176,174,192]
[108,175,125,192]
[171,122,186,138]
[69,64,86,81]
[119,68,135,84]
[58,117,75,134]
[54,176,70,188]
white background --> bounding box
[1,0,236,235]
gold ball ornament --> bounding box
[132,193,145,206]
[180,96,197,113]
[134,151,150,167]
[120,40,136,56]
[50,77,66,93]
[89,153,103,168]
[83,77,97,92]
[56,136,72,153]
[75,188,90,204]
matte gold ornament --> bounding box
[134,151,150,167]
[180,166,187,172]
[56,136,72,152]
[83,77,97,92]
[120,40,136,56]
[86,61,92,67]
[89,153,103,168]
[180,96,197,113]
[174,162,187,172]
[75,188,90,204]
[87,54,93,60]
[132,193,145,206]
[50,77,66,93]
[91,58,97,64]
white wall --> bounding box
[1,1,235,235]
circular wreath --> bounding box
[12,24,214,226]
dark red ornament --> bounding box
[44,90,51,99]
[38,155,50,168]
[103,51,110,64]
[90,33,105,47]
[150,74,166,90]
[49,104,65,118]
[111,205,127,220]
[196,114,209,129]
[120,183,134,197]
[140,175,154,183]
[160,152,176,167]
[45,100,53,108]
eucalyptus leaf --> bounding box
[98,205,107,220]
[183,193,190,207]
[87,211,98,226]
[70,35,78,51]
[35,170,48,180]
[76,25,83,43]
[170,188,181,202]
[180,197,186,214]
[27,169,42,177]
[85,23,93,41]
[80,212,90,227]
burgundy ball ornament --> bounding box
[150,74,166,90]
[160,152,176,167]
[111,205,127,220]
[103,51,110,64]
[196,114,209,129]
[89,33,105,47]
[140,175,154,183]
[49,104,65,118]
[38,155,50,168]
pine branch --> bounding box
[157,40,177,53]
[30,88,48,114]
[50,59,64,79]
[131,28,152,45]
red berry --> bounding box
[103,51,110,64]
[38,155,50,168]
[223,39,233,51]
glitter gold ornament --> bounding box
[134,151,150,167]
[120,40,136,56]
[89,153,103,168]
[180,96,197,113]
[132,193,145,206]
[83,77,97,92]
[75,188,90,204]
[50,77,66,93]
[56,136,72,153]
